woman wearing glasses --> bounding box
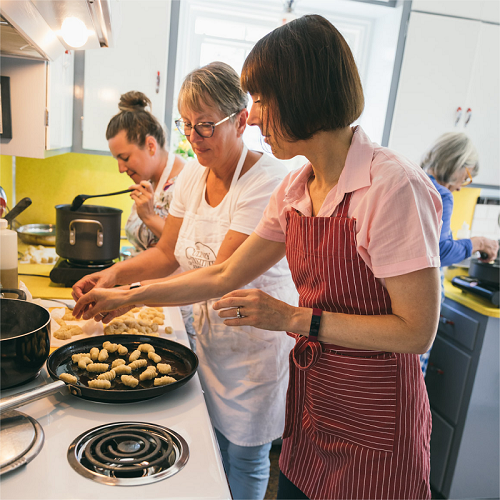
[73,61,297,500]
[75,16,443,499]
[419,132,499,374]
[421,132,498,269]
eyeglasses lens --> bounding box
[175,121,214,138]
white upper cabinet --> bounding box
[46,50,75,151]
[0,51,74,158]
[388,12,499,187]
[411,0,500,23]
[82,0,171,152]
[480,0,500,23]
[462,23,500,186]
[389,13,480,163]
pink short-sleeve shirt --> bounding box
[255,126,443,279]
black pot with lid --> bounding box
[55,204,122,264]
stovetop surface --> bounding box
[0,306,230,500]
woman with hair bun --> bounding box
[106,91,185,253]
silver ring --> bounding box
[98,312,105,319]
[236,307,243,319]
[137,192,142,196]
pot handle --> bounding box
[0,288,27,300]
[0,380,77,413]
[68,219,104,247]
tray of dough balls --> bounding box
[48,304,177,349]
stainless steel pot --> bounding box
[55,204,122,263]
[0,289,51,390]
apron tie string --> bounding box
[292,335,323,370]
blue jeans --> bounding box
[215,428,272,500]
[420,273,446,377]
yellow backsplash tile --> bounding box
[450,187,482,238]
[0,155,14,205]
[10,152,134,228]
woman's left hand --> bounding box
[213,288,293,331]
[130,181,155,222]
[73,287,133,322]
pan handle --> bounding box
[0,380,75,413]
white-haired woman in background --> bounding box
[419,132,498,374]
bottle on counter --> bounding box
[0,218,18,296]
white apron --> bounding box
[174,146,296,446]
[125,152,176,254]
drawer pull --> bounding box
[428,362,444,375]
[439,316,454,326]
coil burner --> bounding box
[67,422,189,486]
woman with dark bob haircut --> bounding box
[74,15,443,500]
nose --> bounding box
[117,160,127,174]
[247,103,261,128]
[188,127,203,143]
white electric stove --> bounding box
[0,303,231,500]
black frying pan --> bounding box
[0,335,198,411]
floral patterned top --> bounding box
[125,153,177,254]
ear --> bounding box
[146,136,157,156]
[235,108,248,137]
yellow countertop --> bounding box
[18,262,74,299]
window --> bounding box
[172,0,403,169]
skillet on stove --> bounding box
[0,334,198,412]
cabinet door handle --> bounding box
[455,106,462,126]
[465,107,472,126]
[439,315,454,326]
[156,71,160,94]
[428,362,444,375]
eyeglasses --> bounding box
[175,112,238,138]
[461,167,473,186]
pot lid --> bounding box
[0,410,44,475]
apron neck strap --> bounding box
[230,144,248,191]
[154,152,176,196]
[187,144,249,213]
[335,192,353,218]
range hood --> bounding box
[0,0,117,61]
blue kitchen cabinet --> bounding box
[426,297,499,498]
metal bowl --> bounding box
[17,224,56,246]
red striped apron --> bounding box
[280,192,431,500]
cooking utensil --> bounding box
[55,204,122,263]
[0,334,199,412]
[469,256,499,286]
[4,197,32,226]
[0,186,7,217]
[17,224,56,246]
[0,289,51,390]
[70,189,131,211]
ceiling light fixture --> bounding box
[60,17,90,48]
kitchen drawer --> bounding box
[426,336,471,425]
[438,301,479,351]
[430,409,454,493]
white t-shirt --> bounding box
[169,152,288,237]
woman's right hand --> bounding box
[470,236,499,262]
